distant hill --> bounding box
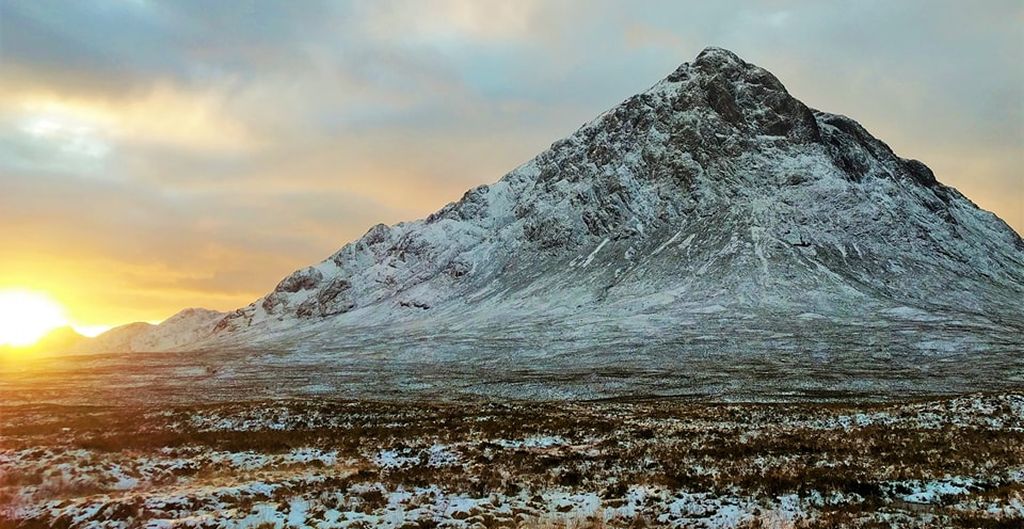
[0,326,86,357]
[73,308,225,354]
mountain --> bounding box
[76,322,153,354]
[76,308,225,354]
[33,326,87,352]
[200,47,1022,346]
[88,48,1023,368]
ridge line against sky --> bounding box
[0,0,1021,329]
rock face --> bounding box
[204,47,1021,349]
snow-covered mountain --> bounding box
[89,47,1024,357]
[77,308,225,354]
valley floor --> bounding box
[2,394,1023,528]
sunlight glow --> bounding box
[0,290,68,346]
[72,324,113,338]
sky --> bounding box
[0,0,1021,331]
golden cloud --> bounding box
[4,83,257,155]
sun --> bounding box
[0,290,68,347]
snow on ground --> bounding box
[2,393,1023,528]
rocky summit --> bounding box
[78,47,1023,400]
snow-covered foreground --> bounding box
[2,394,1023,528]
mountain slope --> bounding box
[202,47,1021,352]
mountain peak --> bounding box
[692,46,745,68]
[665,47,763,82]
[653,47,819,145]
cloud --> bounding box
[0,84,255,172]
[357,0,545,44]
